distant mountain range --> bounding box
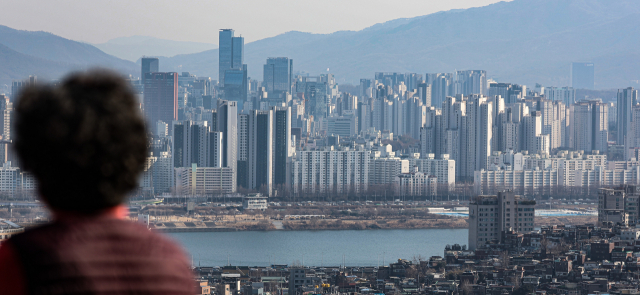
[94,36,216,62]
[0,25,137,88]
[1,0,640,90]
[158,0,640,89]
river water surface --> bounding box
[168,229,468,267]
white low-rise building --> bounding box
[395,168,437,197]
[407,153,456,186]
[243,193,268,210]
[474,169,559,195]
[0,162,35,197]
[289,146,369,194]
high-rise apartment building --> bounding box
[298,77,328,118]
[617,87,638,152]
[263,57,293,94]
[0,96,11,165]
[522,111,549,155]
[407,154,456,186]
[237,113,249,189]
[289,147,369,195]
[272,107,292,188]
[571,62,595,90]
[488,83,526,104]
[217,100,238,174]
[356,102,370,134]
[456,70,487,96]
[247,110,273,194]
[417,82,432,107]
[545,86,575,106]
[468,191,536,250]
[328,115,357,137]
[359,79,374,99]
[140,151,172,194]
[570,100,608,153]
[143,72,178,131]
[172,121,223,168]
[462,95,493,179]
[395,169,437,197]
[598,186,640,227]
[374,72,422,91]
[537,99,567,150]
[141,57,159,85]
[425,73,453,108]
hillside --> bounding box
[0,43,69,83]
[0,25,137,86]
[159,0,640,89]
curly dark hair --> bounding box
[14,70,148,213]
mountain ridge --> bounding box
[1,0,640,89]
[0,25,137,86]
[156,0,640,88]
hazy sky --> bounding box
[1,0,509,45]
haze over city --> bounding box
[0,0,509,44]
[2,0,640,294]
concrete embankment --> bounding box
[153,227,237,233]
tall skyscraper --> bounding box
[217,100,238,175]
[263,57,293,94]
[141,57,159,85]
[456,70,487,96]
[219,29,244,86]
[618,87,639,155]
[571,62,595,90]
[0,95,11,164]
[143,72,178,131]
[299,77,328,118]
[237,113,249,189]
[618,88,638,144]
[570,100,608,153]
[272,107,292,188]
[172,121,222,168]
[461,95,493,180]
[247,110,273,193]
[223,65,248,102]
[356,102,370,134]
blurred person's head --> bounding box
[14,69,148,215]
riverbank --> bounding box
[535,215,597,226]
[281,217,468,230]
[147,215,596,233]
[8,204,597,232]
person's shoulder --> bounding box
[9,222,60,246]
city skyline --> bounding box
[2,0,640,89]
[4,1,640,294]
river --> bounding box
[168,228,468,267]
